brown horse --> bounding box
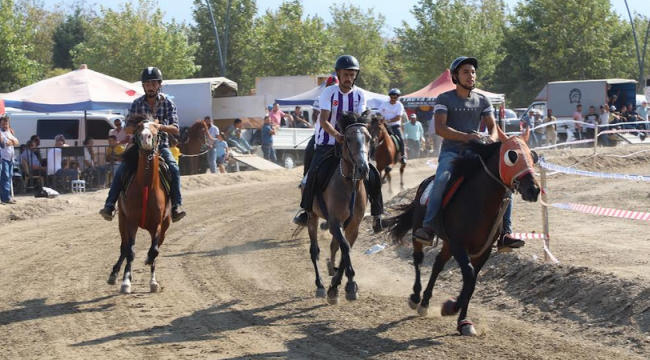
[385,130,540,335]
[179,120,208,175]
[369,115,406,193]
[107,114,171,294]
[306,111,372,304]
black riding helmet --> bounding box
[449,57,478,84]
[388,88,401,96]
[141,66,163,83]
[334,55,360,87]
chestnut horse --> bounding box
[306,112,372,304]
[369,115,405,193]
[384,130,540,335]
[107,114,171,294]
[179,120,208,175]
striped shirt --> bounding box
[128,93,178,147]
[315,86,366,146]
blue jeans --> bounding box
[227,138,252,153]
[207,146,217,173]
[262,144,277,163]
[104,147,182,209]
[1,159,13,202]
[423,148,513,231]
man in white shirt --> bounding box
[378,88,407,163]
[404,113,425,159]
[293,55,384,232]
[0,116,19,204]
[204,116,219,173]
[109,118,130,145]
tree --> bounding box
[395,0,506,92]
[192,0,256,90]
[53,8,87,70]
[328,4,389,93]
[71,0,199,82]
[493,0,635,106]
[0,0,41,92]
[15,0,65,72]
[244,0,333,91]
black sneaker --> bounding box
[172,206,186,222]
[414,227,436,246]
[372,216,383,234]
[498,233,525,250]
[293,211,308,226]
[99,206,115,221]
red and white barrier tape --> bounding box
[510,232,549,240]
[552,202,650,221]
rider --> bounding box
[293,55,384,232]
[99,66,186,222]
[413,57,524,250]
[378,88,407,164]
[304,75,339,177]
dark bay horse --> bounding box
[385,130,540,335]
[179,120,208,175]
[369,115,405,193]
[107,114,171,294]
[306,112,372,304]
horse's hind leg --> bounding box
[418,242,451,316]
[408,239,425,310]
[440,240,478,335]
[120,227,137,294]
[327,237,339,276]
[400,163,406,191]
[308,216,326,298]
[456,248,491,336]
[108,212,128,285]
[149,218,170,293]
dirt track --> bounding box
[1,145,650,360]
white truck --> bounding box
[525,79,638,142]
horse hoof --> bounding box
[120,284,132,294]
[458,320,478,336]
[315,288,327,298]
[327,295,339,305]
[441,298,458,316]
[345,291,358,301]
[107,273,117,285]
[327,288,339,305]
[408,297,419,310]
[150,282,160,293]
[417,304,429,317]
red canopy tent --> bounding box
[401,69,504,107]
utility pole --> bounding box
[205,0,225,76]
[223,0,232,77]
[624,0,650,92]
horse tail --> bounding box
[387,175,435,245]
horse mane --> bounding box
[339,111,370,131]
[452,141,501,178]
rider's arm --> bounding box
[158,124,180,136]
[435,113,481,143]
[159,98,180,136]
[319,110,343,143]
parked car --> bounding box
[513,108,528,119]
[502,108,520,133]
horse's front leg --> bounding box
[121,225,137,294]
[109,213,128,285]
[455,248,492,336]
[408,239,425,310]
[439,240,478,335]
[400,163,406,190]
[146,227,162,293]
[342,224,360,301]
[326,221,347,305]
[418,242,451,316]
[308,215,326,298]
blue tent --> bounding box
[276,84,389,109]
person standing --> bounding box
[573,104,584,140]
[379,88,407,163]
[412,56,523,250]
[261,116,277,163]
[404,113,424,159]
[215,132,229,174]
[109,118,131,145]
[584,106,599,140]
[638,100,649,130]
[543,109,557,146]
[291,106,312,128]
[0,116,19,204]
[427,114,443,158]
[204,116,219,174]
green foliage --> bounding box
[395,0,506,93]
[327,4,389,93]
[0,0,42,92]
[15,0,64,72]
[71,0,199,82]
[53,9,87,70]
[244,0,333,91]
[192,0,256,91]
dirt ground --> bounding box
[1,143,650,360]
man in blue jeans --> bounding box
[98,66,186,222]
[261,115,277,163]
[413,56,523,250]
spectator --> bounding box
[533,111,544,145]
[109,118,130,145]
[520,109,538,147]
[543,109,557,146]
[20,140,43,173]
[573,104,584,140]
[404,113,424,159]
[46,134,78,186]
[225,119,253,154]
[204,116,219,174]
[427,114,443,158]
[584,106,599,139]
[29,135,43,162]
[169,137,181,164]
[215,132,229,174]
[0,116,19,204]
[106,135,125,182]
[83,137,107,187]
[291,106,312,128]
[638,100,649,130]
[261,115,277,163]
[268,103,293,127]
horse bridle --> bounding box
[132,121,161,168]
[340,123,369,182]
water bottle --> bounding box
[365,243,387,255]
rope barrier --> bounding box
[180,148,211,158]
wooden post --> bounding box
[593,124,599,155]
[540,165,551,262]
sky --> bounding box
[40,0,650,35]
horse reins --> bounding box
[339,123,368,182]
